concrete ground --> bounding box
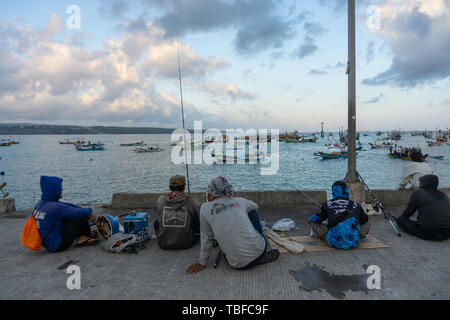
[0,205,449,300]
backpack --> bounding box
[326,217,361,250]
[21,203,51,251]
[21,215,42,251]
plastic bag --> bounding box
[272,218,296,232]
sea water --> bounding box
[1,133,449,210]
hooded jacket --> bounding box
[155,192,200,250]
[33,176,92,252]
[402,175,450,231]
[308,183,369,249]
[309,183,369,228]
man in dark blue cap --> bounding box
[307,181,370,249]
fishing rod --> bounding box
[177,40,191,195]
[356,171,402,237]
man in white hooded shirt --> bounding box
[400,152,432,189]
[186,176,279,274]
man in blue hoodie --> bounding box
[33,176,98,252]
[307,181,370,249]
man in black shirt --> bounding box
[396,175,450,241]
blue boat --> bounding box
[314,151,348,159]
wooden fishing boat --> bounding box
[120,141,144,147]
[0,142,12,147]
[211,151,265,163]
[298,136,317,143]
[135,146,163,153]
[388,153,428,162]
[369,143,383,149]
[76,144,104,151]
[285,137,301,143]
[314,151,348,159]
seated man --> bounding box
[34,176,98,252]
[186,176,279,274]
[307,181,370,249]
[396,175,450,241]
[400,152,432,189]
[154,175,200,250]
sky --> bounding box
[0,0,449,132]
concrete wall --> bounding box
[368,189,450,206]
[111,190,327,209]
[110,188,450,209]
[0,198,16,214]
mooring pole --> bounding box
[345,0,358,183]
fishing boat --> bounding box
[285,137,301,143]
[369,143,383,149]
[135,146,163,153]
[314,151,348,159]
[76,144,104,151]
[298,136,317,143]
[0,142,12,147]
[211,151,265,163]
[60,139,85,145]
[388,153,428,162]
[120,141,144,147]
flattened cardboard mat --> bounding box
[268,235,389,253]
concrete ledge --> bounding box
[367,189,450,207]
[110,188,450,209]
[111,190,328,209]
[0,198,16,214]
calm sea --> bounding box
[1,133,449,210]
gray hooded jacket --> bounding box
[155,193,200,250]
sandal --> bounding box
[75,238,100,247]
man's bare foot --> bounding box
[76,236,89,245]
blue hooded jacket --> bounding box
[33,176,92,252]
[308,181,368,249]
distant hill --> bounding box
[0,123,181,135]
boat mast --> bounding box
[177,40,191,195]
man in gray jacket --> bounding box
[186,176,279,274]
[154,175,200,250]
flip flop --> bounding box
[75,238,99,247]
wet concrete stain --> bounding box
[289,262,370,299]
[57,259,79,270]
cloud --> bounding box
[98,0,129,19]
[133,0,301,56]
[308,61,345,75]
[294,22,327,60]
[0,14,256,127]
[363,0,450,87]
[364,93,385,104]
[309,69,327,76]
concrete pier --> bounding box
[1,190,449,300]
[0,198,15,214]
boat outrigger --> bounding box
[75,143,104,151]
[120,141,144,147]
[314,151,348,159]
[388,147,428,162]
[135,145,163,153]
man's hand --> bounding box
[186,263,206,274]
[307,218,311,225]
[89,213,97,223]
